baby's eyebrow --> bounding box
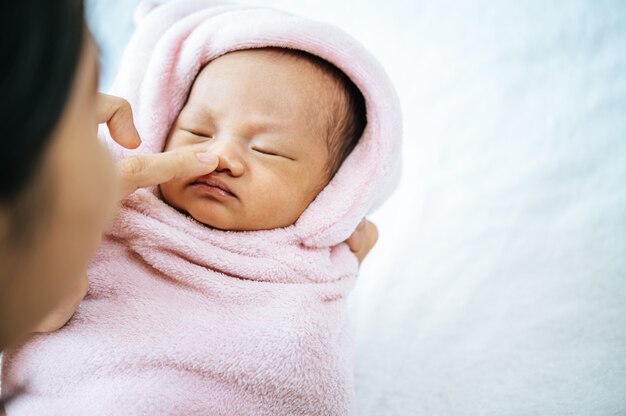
[247,121,282,134]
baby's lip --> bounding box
[191,174,236,198]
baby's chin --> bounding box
[178,201,243,231]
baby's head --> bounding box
[160,48,365,231]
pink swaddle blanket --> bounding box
[1,1,401,415]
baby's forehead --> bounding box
[185,48,346,129]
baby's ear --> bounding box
[133,0,167,26]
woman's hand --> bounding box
[97,93,219,198]
[115,146,219,198]
[346,219,378,264]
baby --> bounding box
[1,2,401,415]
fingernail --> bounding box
[196,151,217,163]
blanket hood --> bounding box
[107,0,402,248]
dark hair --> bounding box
[323,65,366,180]
[0,0,86,201]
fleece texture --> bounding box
[1,1,401,415]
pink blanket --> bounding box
[1,1,401,415]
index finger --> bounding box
[116,146,219,198]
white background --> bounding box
[87,1,626,414]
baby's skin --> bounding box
[160,48,340,231]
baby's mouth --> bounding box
[190,174,236,198]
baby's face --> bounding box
[160,49,333,231]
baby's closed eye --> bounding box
[251,146,295,161]
[182,128,214,139]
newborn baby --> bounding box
[1,2,401,415]
[160,47,364,231]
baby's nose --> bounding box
[210,140,245,177]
